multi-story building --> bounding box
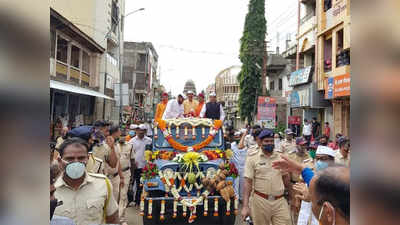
[50,0,125,127]
[215,66,244,129]
[123,42,159,121]
[265,54,293,128]
[316,0,350,137]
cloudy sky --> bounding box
[124,0,297,96]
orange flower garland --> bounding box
[156,119,222,152]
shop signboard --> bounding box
[289,66,312,86]
[290,91,300,107]
[257,97,276,129]
[288,116,301,125]
[325,73,350,99]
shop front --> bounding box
[50,80,114,140]
[289,68,331,137]
[325,73,350,136]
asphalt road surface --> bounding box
[126,205,246,225]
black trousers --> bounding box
[133,168,143,205]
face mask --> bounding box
[274,138,280,147]
[262,144,274,153]
[64,161,86,179]
[129,131,136,136]
[315,160,329,171]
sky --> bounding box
[124,0,298,96]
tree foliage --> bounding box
[238,0,266,124]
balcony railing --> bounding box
[300,13,315,25]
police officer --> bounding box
[54,138,119,225]
[278,128,296,154]
[241,129,292,225]
[91,124,119,176]
[287,137,313,224]
[118,136,133,225]
[103,125,123,202]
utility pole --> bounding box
[262,40,269,96]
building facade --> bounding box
[50,0,125,126]
[316,0,351,137]
[123,42,159,122]
[265,54,293,129]
[215,66,244,129]
[183,80,197,96]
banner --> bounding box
[257,97,276,129]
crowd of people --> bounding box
[225,123,350,225]
[49,92,349,225]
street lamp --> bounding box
[118,7,145,124]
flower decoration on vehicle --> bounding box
[145,150,178,162]
[202,149,233,161]
[155,119,223,152]
[141,162,159,180]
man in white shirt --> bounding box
[335,137,350,166]
[302,119,312,144]
[128,124,152,206]
[199,92,225,121]
[230,131,248,201]
[162,94,185,119]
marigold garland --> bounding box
[156,119,222,152]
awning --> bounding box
[50,80,114,100]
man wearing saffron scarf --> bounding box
[155,92,169,120]
[195,93,205,117]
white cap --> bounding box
[138,124,147,130]
[130,124,138,129]
[234,131,241,136]
[316,146,335,157]
[240,128,247,134]
[209,92,216,97]
[187,90,194,95]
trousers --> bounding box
[119,170,131,223]
[251,193,291,225]
[133,168,143,205]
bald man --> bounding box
[309,166,350,225]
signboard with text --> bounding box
[289,66,312,86]
[325,73,350,99]
[257,97,276,129]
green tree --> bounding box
[238,0,266,124]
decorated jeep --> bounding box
[140,118,238,225]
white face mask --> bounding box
[274,138,280,147]
[64,161,86,179]
[318,202,336,225]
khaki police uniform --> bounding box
[118,142,133,223]
[86,153,104,174]
[278,139,296,154]
[103,143,121,201]
[54,173,118,225]
[244,148,291,225]
[287,149,313,224]
[335,151,350,167]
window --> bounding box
[279,78,283,90]
[71,45,80,68]
[111,1,119,34]
[82,51,90,73]
[324,0,332,12]
[336,29,349,67]
[270,81,275,90]
[56,36,68,63]
[324,36,332,72]
[50,30,56,58]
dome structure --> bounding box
[183,79,197,95]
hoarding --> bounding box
[257,97,276,129]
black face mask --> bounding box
[319,141,327,146]
[50,199,58,220]
[262,144,274,153]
